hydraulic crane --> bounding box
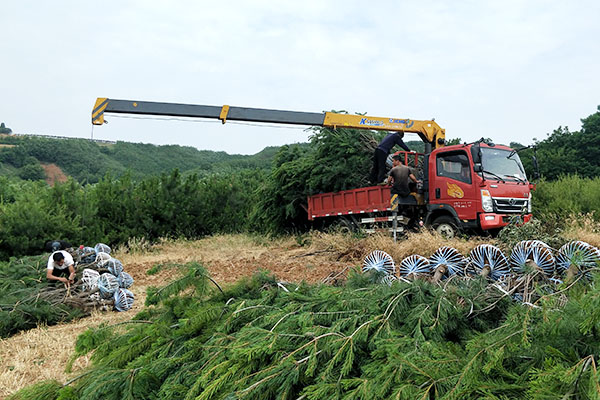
[92,98,446,152]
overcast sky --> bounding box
[1,1,599,155]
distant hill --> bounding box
[0,134,281,183]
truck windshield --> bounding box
[481,148,527,182]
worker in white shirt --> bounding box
[47,250,76,285]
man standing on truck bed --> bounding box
[370,132,411,184]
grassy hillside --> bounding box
[0,135,279,183]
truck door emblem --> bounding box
[509,199,516,206]
[447,182,464,199]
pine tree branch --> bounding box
[236,371,283,395]
[447,330,522,398]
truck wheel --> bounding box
[432,216,458,239]
[333,217,359,234]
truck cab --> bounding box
[425,142,532,237]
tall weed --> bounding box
[533,175,600,219]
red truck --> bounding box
[308,142,533,237]
[92,99,534,237]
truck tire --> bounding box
[333,217,359,234]
[432,216,458,239]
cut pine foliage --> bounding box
[10,261,600,400]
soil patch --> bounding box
[42,163,69,186]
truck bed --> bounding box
[307,186,392,221]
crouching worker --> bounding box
[47,250,76,286]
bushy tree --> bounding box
[0,122,12,134]
[519,106,600,180]
[0,184,81,259]
[0,145,29,167]
[18,163,46,181]
[252,125,377,232]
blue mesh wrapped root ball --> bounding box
[468,244,511,280]
[429,246,467,282]
[82,268,100,291]
[80,246,96,264]
[118,271,134,288]
[94,243,111,255]
[97,273,119,298]
[362,250,396,275]
[556,241,600,281]
[399,255,431,279]
[106,258,124,276]
[95,252,111,267]
[510,240,555,277]
[113,288,135,312]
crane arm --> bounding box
[92,98,445,148]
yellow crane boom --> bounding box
[92,98,446,149]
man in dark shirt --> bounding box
[370,132,411,184]
[387,156,418,197]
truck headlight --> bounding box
[527,192,532,213]
[481,189,493,212]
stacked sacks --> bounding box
[113,289,135,312]
[76,242,112,266]
[97,273,119,298]
[96,251,111,267]
[77,243,135,312]
[95,243,112,254]
[81,269,100,291]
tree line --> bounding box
[0,135,276,183]
[0,107,599,259]
[0,170,264,259]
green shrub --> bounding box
[18,162,46,181]
[0,186,81,259]
[533,175,600,221]
[497,217,566,251]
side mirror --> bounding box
[471,143,481,164]
[532,155,540,180]
[473,163,482,173]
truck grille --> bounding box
[493,197,528,213]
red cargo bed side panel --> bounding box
[308,186,391,220]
